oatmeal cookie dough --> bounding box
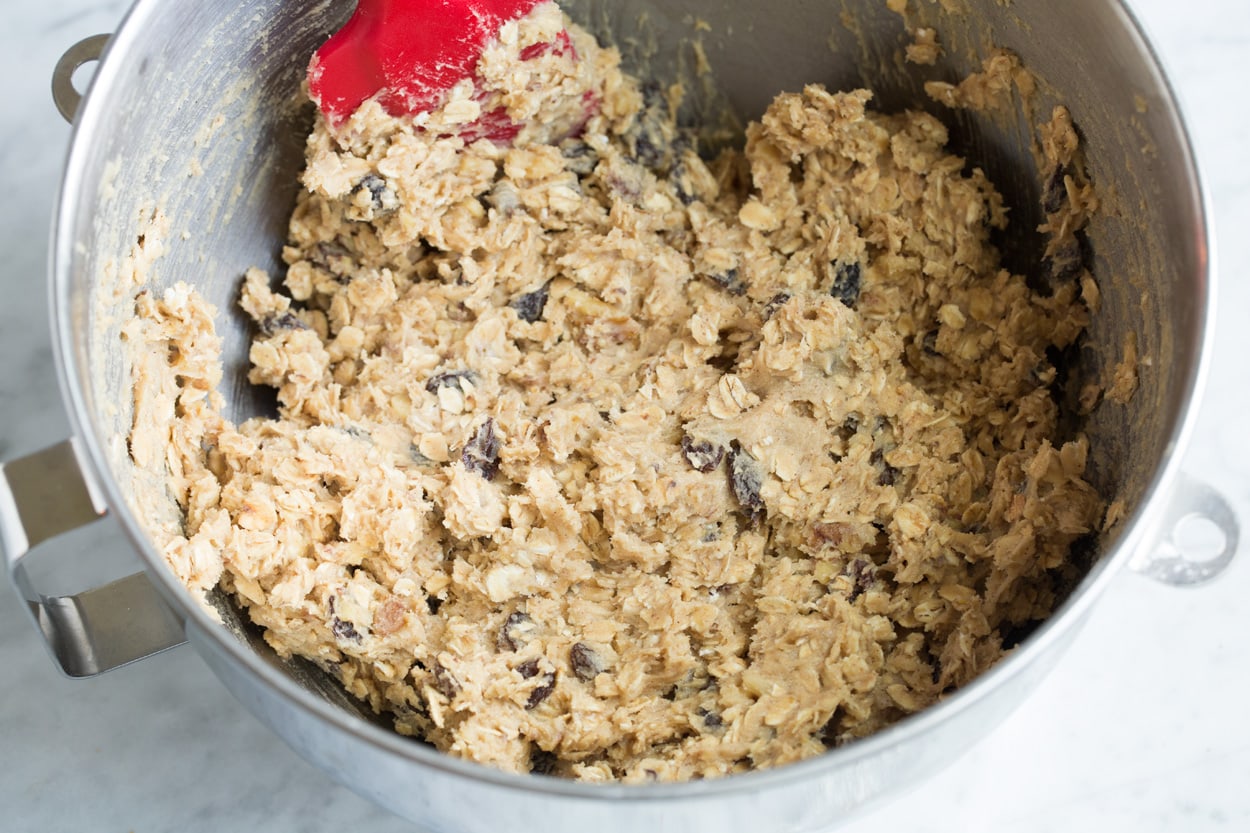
[128,1,1104,782]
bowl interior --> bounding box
[59,0,1206,771]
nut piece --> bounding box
[739,199,779,231]
[708,374,761,420]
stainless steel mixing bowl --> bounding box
[1,0,1239,830]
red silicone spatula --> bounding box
[309,0,576,141]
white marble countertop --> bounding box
[2,1,1247,830]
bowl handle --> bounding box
[1129,471,1240,586]
[51,34,111,123]
[0,438,186,677]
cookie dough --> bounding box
[127,1,1104,782]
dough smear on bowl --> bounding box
[126,0,1104,782]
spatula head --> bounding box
[308,0,543,126]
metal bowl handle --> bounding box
[0,439,186,677]
[52,34,111,123]
[1130,472,1240,586]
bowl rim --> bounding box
[47,0,1217,802]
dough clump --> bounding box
[130,1,1102,781]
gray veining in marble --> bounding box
[2,1,1247,831]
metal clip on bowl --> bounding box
[0,439,186,677]
[52,33,111,122]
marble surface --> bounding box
[2,0,1247,830]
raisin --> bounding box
[511,283,550,323]
[844,558,876,602]
[352,174,396,212]
[701,267,745,295]
[426,596,444,614]
[829,260,862,308]
[312,241,353,276]
[327,592,362,637]
[763,292,792,319]
[870,448,900,487]
[921,330,940,357]
[698,708,724,729]
[462,418,500,480]
[358,174,386,202]
[670,157,697,205]
[425,370,478,394]
[667,140,700,204]
[498,611,537,652]
[432,663,461,699]
[517,658,541,679]
[1046,238,1084,283]
[530,749,559,776]
[1042,164,1070,215]
[681,435,724,472]
[331,617,361,642]
[526,672,556,709]
[258,310,309,337]
[728,441,765,524]
[569,642,604,681]
[626,82,673,172]
[633,131,664,170]
[560,139,599,177]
